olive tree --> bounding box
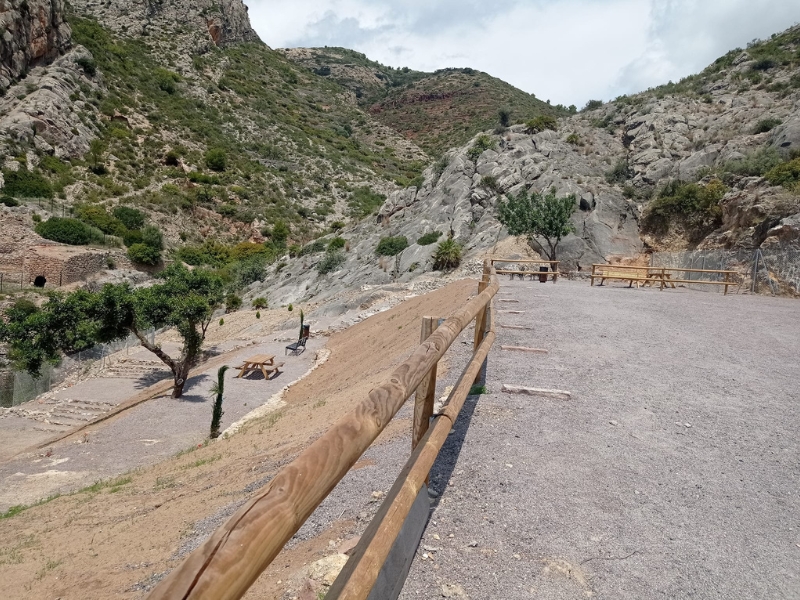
[0,264,224,398]
[497,188,577,262]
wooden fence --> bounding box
[490,258,559,282]
[147,261,500,600]
[590,264,739,295]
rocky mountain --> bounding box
[281,46,567,155]
[255,26,800,305]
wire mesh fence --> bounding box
[651,247,800,295]
[0,329,155,408]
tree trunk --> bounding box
[171,358,192,398]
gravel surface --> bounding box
[396,279,800,599]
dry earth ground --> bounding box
[0,279,476,599]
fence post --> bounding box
[660,267,665,291]
[724,272,730,296]
[473,277,490,385]
[412,317,440,452]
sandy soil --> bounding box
[0,279,476,599]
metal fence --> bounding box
[651,248,800,295]
[0,329,155,408]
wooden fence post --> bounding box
[473,279,489,385]
[724,272,730,296]
[412,317,439,451]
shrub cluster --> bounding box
[317,250,345,274]
[467,135,495,161]
[35,217,103,245]
[417,231,441,246]
[348,187,385,218]
[641,180,727,238]
[525,115,558,133]
[432,239,462,270]
[605,159,632,184]
[764,157,800,190]
[2,168,53,198]
[375,236,409,256]
[752,118,782,134]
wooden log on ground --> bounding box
[146,272,500,600]
[500,346,548,354]
[501,384,571,400]
[499,325,534,330]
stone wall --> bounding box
[24,244,108,287]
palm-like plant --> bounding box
[210,365,229,439]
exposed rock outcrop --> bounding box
[0,0,71,93]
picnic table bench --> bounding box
[591,264,738,294]
[285,336,308,355]
[235,354,284,379]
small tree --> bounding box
[498,108,511,128]
[0,264,224,398]
[497,189,576,262]
[209,365,229,439]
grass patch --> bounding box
[468,384,487,395]
[181,454,222,470]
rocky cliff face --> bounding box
[0,0,71,93]
[68,0,260,53]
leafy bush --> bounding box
[225,293,242,313]
[127,243,161,265]
[205,148,227,172]
[525,115,558,133]
[76,57,97,76]
[252,297,268,309]
[175,241,231,268]
[375,236,409,256]
[165,150,180,166]
[467,135,496,161]
[2,168,53,198]
[348,186,385,218]
[141,225,164,251]
[498,108,511,127]
[36,217,102,245]
[1,195,19,207]
[327,237,346,251]
[751,58,776,71]
[300,240,326,256]
[112,205,145,230]
[230,255,268,288]
[722,148,783,178]
[764,157,800,189]
[432,239,462,270]
[75,205,126,236]
[753,118,782,134]
[187,171,219,184]
[566,133,582,145]
[582,99,603,111]
[155,68,180,94]
[317,250,346,274]
[39,155,70,174]
[123,229,143,247]
[417,231,442,245]
[641,180,727,237]
[605,158,632,184]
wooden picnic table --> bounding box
[236,354,283,379]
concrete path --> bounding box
[0,336,324,511]
[398,279,800,599]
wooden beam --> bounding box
[146,272,500,600]
[501,384,571,400]
[413,317,439,451]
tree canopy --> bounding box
[0,264,224,398]
[497,188,577,261]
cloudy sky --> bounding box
[247,1,800,107]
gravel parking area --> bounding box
[398,279,800,599]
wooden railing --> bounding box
[147,262,499,600]
[590,264,738,295]
[490,258,559,282]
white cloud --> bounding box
[246,0,800,107]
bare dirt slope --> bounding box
[0,279,476,599]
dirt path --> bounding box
[398,279,800,599]
[0,279,476,599]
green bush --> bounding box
[722,148,783,178]
[230,255,268,288]
[1,195,19,207]
[122,229,143,247]
[525,115,558,133]
[127,243,161,265]
[39,155,70,174]
[641,180,726,237]
[205,148,227,172]
[566,133,582,145]
[348,187,385,218]
[498,108,511,127]
[112,205,145,230]
[752,118,782,134]
[317,250,346,274]
[141,225,164,250]
[252,297,268,309]
[327,236,346,251]
[225,293,242,313]
[582,99,603,111]
[76,57,97,76]
[764,157,800,189]
[605,158,632,184]
[417,231,441,245]
[35,217,101,245]
[3,168,53,198]
[467,135,495,161]
[155,68,180,94]
[432,239,462,270]
[300,240,326,256]
[752,58,776,71]
[375,236,409,256]
[75,205,126,236]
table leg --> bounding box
[237,363,249,378]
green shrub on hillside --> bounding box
[205,148,227,172]
[764,157,800,189]
[582,99,603,111]
[36,217,102,245]
[112,206,145,230]
[605,158,632,184]
[300,240,326,256]
[76,56,96,76]
[752,118,782,134]
[375,236,409,256]
[2,168,53,198]
[1,195,19,207]
[127,243,161,265]
[141,225,164,251]
[498,108,511,127]
[317,250,346,274]
[722,148,783,178]
[417,231,441,245]
[467,135,495,161]
[432,239,462,270]
[252,297,268,309]
[641,180,727,238]
[348,187,385,218]
[327,237,346,251]
[525,115,558,133]
[75,205,126,236]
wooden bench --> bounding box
[235,354,284,380]
[591,264,738,294]
[285,337,308,355]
